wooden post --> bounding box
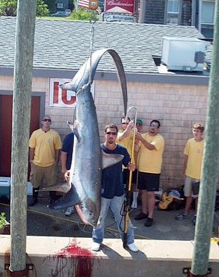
[191,1,219,275]
[10,0,37,273]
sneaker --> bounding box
[127,243,139,252]
[144,217,153,227]
[192,215,197,225]
[175,212,189,221]
[65,206,74,216]
[91,242,101,252]
[134,212,148,220]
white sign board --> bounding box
[49,78,94,107]
[103,12,136,22]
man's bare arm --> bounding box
[29,147,35,162]
[183,155,188,176]
[135,132,155,150]
[55,149,60,164]
[117,121,134,141]
[61,151,67,173]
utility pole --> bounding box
[190,1,219,276]
[10,0,37,275]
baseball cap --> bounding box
[136,119,142,125]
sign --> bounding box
[104,0,135,14]
[49,78,94,107]
[103,12,136,22]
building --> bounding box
[138,0,215,39]
[0,17,212,188]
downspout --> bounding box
[139,0,146,23]
[191,0,196,25]
[198,0,202,31]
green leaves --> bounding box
[70,7,99,21]
[0,212,7,229]
[0,0,49,16]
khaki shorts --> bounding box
[30,163,58,189]
[184,176,199,198]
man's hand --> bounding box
[127,120,134,131]
[127,162,135,171]
[64,170,71,182]
[135,132,143,141]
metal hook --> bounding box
[125,106,138,126]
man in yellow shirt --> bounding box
[175,124,204,225]
[134,120,164,227]
[29,115,62,206]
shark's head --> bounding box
[76,198,100,227]
[59,82,76,92]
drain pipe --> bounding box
[139,0,146,23]
[191,0,196,26]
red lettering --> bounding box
[61,90,76,105]
[53,82,59,104]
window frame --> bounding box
[164,0,182,25]
[201,0,215,25]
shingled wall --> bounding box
[0,75,208,189]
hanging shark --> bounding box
[47,49,128,226]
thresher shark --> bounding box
[43,49,128,226]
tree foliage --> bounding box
[0,0,17,16]
[0,0,49,16]
[36,0,49,16]
[69,7,99,21]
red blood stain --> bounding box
[56,240,95,277]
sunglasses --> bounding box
[43,118,51,122]
[122,122,129,125]
[150,124,158,128]
[106,132,117,135]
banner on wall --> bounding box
[104,0,135,14]
[49,78,94,107]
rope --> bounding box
[0,202,151,240]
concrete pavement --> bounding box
[1,193,217,241]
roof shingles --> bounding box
[0,17,205,74]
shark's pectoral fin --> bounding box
[68,120,80,142]
[38,183,71,193]
[67,121,73,130]
[102,151,124,169]
[49,184,81,210]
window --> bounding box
[57,3,64,9]
[166,0,180,25]
[201,1,215,24]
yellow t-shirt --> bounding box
[116,129,133,156]
[137,133,165,174]
[29,128,62,167]
[184,138,204,179]
[116,130,134,169]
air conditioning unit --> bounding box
[161,37,206,72]
[0,177,11,197]
[0,177,33,197]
